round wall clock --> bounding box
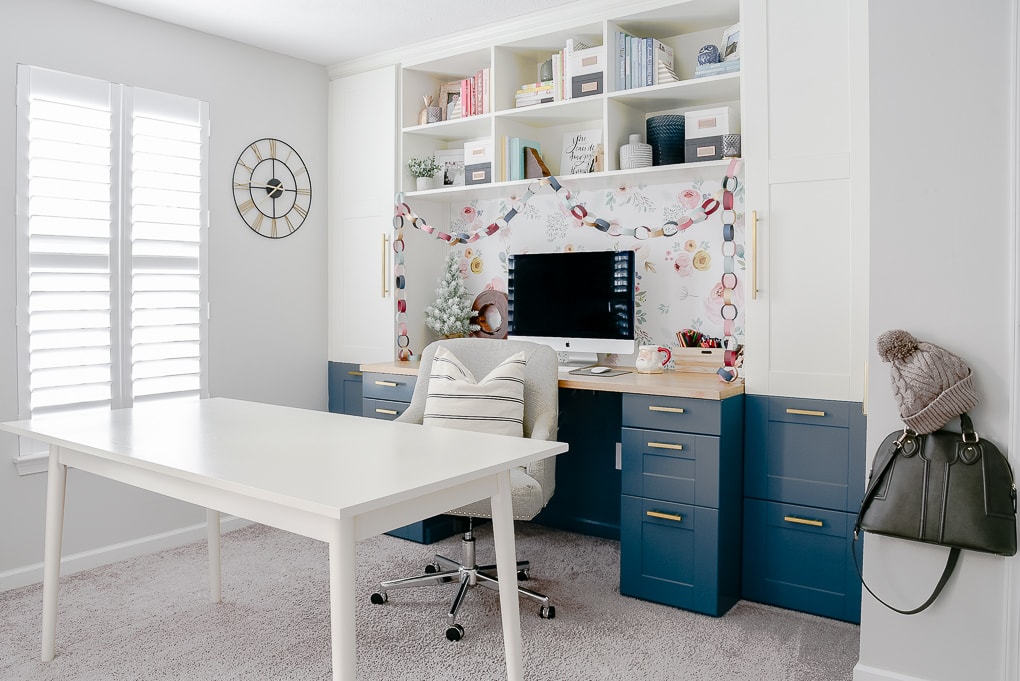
[232,137,312,238]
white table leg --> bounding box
[328,517,356,681]
[491,470,524,681]
[41,446,67,662]
[206,509,221,603]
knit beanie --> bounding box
[876,329,980,434]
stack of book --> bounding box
[614,32,675,90]
[499,137,545,182]
[459,67,490,118]
[694,59,740,78]
[515,82,554,108]
[543,37,594,103]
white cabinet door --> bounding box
[328,66,398,364]
[741,0,866,401]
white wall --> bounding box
[858,1,1015,680]
[0,0,328,586]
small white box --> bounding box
[568,45,606,78]
[684,106,736,139]
[463,137,494,166]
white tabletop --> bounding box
[0,398,569,519]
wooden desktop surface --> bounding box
[360,361,744,401]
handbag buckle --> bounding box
[962,429,980,444]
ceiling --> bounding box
[90,0,582,67]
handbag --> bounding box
[854,413,1017,614]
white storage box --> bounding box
[683,106,736,139]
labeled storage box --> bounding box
[685,135,724,162]
[572,72,604,98]
[684,106,736,139]
[464,162,492,185]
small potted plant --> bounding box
[408,155,442,191]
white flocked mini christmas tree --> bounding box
[424,251,480,338]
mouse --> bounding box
[589,366,611,374]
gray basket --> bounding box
[646,115,686,166]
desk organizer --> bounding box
[673,348,724,373]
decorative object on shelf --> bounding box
[523,147,551,179]
[391,159,744,375]
[635,345,672,374]
[619,134,652,170]
[439,81,462,121]
[424,251,480,339]
[232,137,312,239]
[646,115,685,166]
[408,155,442,191]
[722,134,742,158]
[721,23,741,61]
[698,44,721,65]
[561,128,602,175]
[422,95,442,124]
[469,289,508,339]
[539,58,553,83]
[435,149,465,187]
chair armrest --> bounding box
[529,410,558,442]
[395,400,425,425]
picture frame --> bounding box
[439,81,462,121]
[434,148,465,186]
[560,128,603,175]
[721,23,740,62]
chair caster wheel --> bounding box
[370,592,387,605]
[539,605,555,619]
[445,623,465,641]
[424,563,441,574]
[517,569,530,581]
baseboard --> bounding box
[0,516,251,593]
[854,663,933,681]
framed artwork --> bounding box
[439,81,462,121]
[434,149,465,186]
[721,23,740,61]
[561,128,603,175]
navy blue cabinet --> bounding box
[620,393,744,616]
[327,362,363,416]
[741,395,865,623]
[361,371,468,544]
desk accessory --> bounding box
[568,367,630,377]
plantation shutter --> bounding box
[15,65,208,427]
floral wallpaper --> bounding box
[424,171,744,365]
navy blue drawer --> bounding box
[362,372,416,402]
[363,398,409,420]
[745,395,866,512]
[621,427,721,507]
[621,394,721,435]
[741,498,861,623]
[619,495,739,616]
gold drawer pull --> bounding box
[646,510,683,522]
[648,405,684,414]
[375,408,398,415]
[348,371,363,377]
[374,380,398,387]
[647,442,683,451]
[784,515,824,527]
[786,408,826,417]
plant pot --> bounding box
[416,176,433,191]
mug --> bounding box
[635,345,671,374]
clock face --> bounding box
[232,138,312,238]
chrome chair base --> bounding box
[370,522,555,641]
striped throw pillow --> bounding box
[423,346,526,437]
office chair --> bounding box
[369,337,559,641]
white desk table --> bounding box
[0,398,567,680]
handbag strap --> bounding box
[852,538,960,615]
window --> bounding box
[15,65,209,460]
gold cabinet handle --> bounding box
[348,371,363,377]
[647,442,683,451]
[784,516,823,527]
[646,510,683,522]
[375,408,398,415]
[381,234,390,298]
[786,408,826,417]
[648,405,684,414]
[750,209,759,300]
[374,380,398,387]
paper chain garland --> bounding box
[392,158,743,381]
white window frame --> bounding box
[13,65,209,474]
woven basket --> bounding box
[646,115,686,166]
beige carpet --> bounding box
[0,522,859,680]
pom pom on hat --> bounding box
[876,330,979,433]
